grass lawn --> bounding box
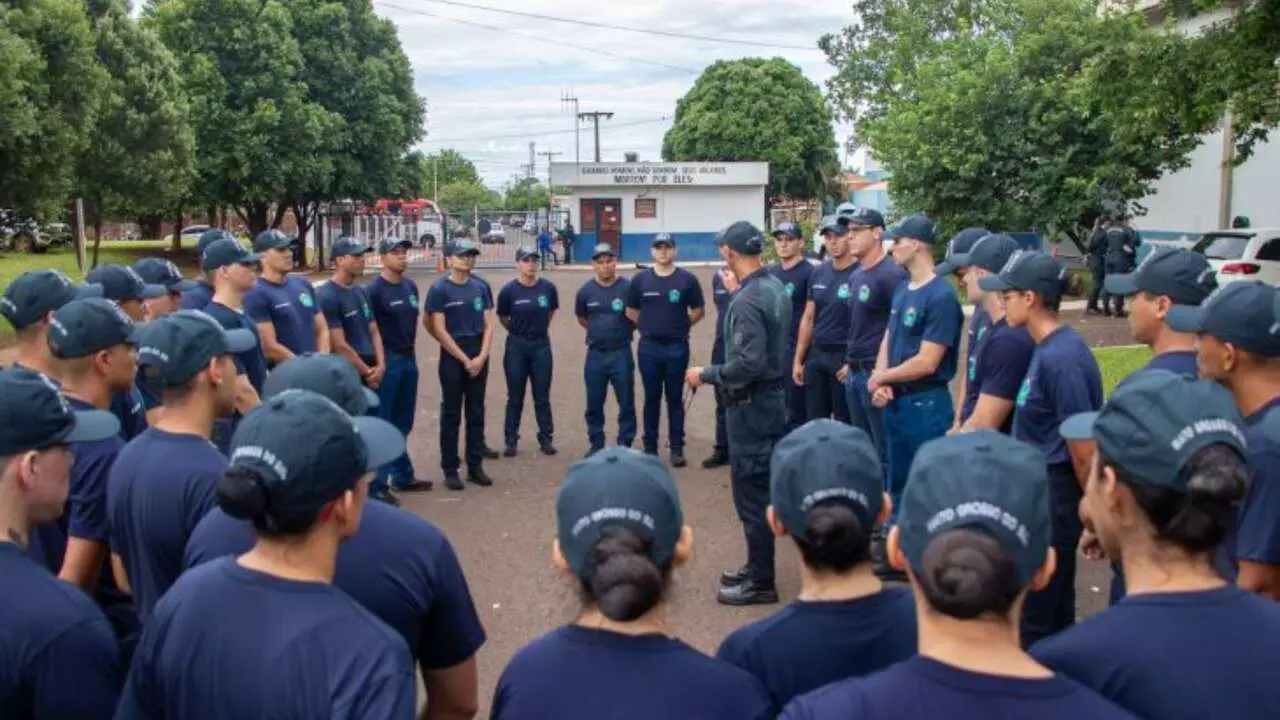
[1092,345,1154,397]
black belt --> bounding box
[589,343,630,352]
[642,336,687,345]
[895,380,946,398]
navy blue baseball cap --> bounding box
[331,236,371,258]
[1103,247,1217,306]
[226,390,405,523]
[772,222,802,239]
[716,221,765,256]
[936,227,992,275]
[1061,371,1245,488]
[0,367,120,454]
[835,202,858,219]
[889,214,938,244]
[133,258,199,293]
[85,264,167,302]
[590,243,616,259]
[1166,281,1280,357]
[377,237,412,255]
[819,215,848,236]
[262,352,380,414]
[771,420,884,536]
[516,246,540,262]
[253,229,295,252]
[446,240,480,256]
[652,233,675,247]
[899,431,1052,587]
[1,270,102,330]
[47,298,144,359]
[136,310,258,387]
[978,250,1067,300]
[201,238,261,272]
[943,233,1021,277]
[842,207,886,229]
[196,229,234,256]
[557,447,683,577]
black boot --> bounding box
[702,450,730,469]
[717,580,779,606]
[670,451,687,468]
[482,445,500,460]
[444,473,464,491]
[539,443,558,456]
[720,566,749,587]
[467,467,494,487]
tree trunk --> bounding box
[137,214,164,241]
[172,205,183,250]
[241,203,270,236]
[92,217,103,268]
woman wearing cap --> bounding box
[717,420,915,709]
[492,448,772,719]
[498,246,560,457]
[978,250,1102,646]
[1034,372,1280,720]
[116,391,417,718]
[781,431,1135,720]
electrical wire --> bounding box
[378,0,819,51]
[421,116,671,143]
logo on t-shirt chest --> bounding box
[1016,377,1031,407]
[537,295,549,309]
[471,296,483,312]
[836,283,851,300]
[903,307,918,328]
[667,289,681,303]
[610,297,624,312]
[857,284,871,303]
[783,281,795,297]
[298,292,314,308]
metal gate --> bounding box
[440,208,571,269]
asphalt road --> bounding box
[389,264,1112,714]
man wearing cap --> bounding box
[794,215,858,424]
[133,257,199,319]
[498,246,560,457]
[626,232,705,467]
[1167,281,1280,599]
[869,214,964,534]
[33,297,142,645]
[1101,217,1140,318]
[537,225,557,268]
[767,222,815,432]
[366,237,431,500]
[945,234,1035,435]
[1,269,101,378]
[1107,247,1214,386]
[181,228,234,310]
[427,240,498,490]
[85,263,168,439]
[839,208,907,456]
[317,237,385,407]
[0,367,123,719]
[107,311,253,622]
[703,265,733,469]
[200,238,267,449]
[935,227,992,430]
[244,228,329,366]
[979,250,1103,643]
[575,243,636,456]
[687,221,790,605]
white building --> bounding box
[549,161,769,262]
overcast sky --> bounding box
[374,0,858,190]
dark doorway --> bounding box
[581,199,622,255]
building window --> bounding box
[635,198,657,219]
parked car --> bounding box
[484,222,506,244]
[179,224,210,245]
[1192,227,1280,287]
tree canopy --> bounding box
[437,180,501,212]
[662,57,841,202]
[503,178,550,212]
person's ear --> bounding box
[887,526,906,571]
[766,506,786,538]
[672,525,694,567]
[876,493,892,528]
[1029,547,1058,592]
[551,538,572,577]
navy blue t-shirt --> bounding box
[492,625,772,720]
[1033,586,1280,720]
[886,275,964,386]
[965,306,992,383]
[366,276,421,356]
[180,281,214,310]
[1014,326,1104,465]
[1117,349,1198,390]
[318,281,376,358]
[960,317,1035,431]
[717,588,917,709]
[117,558,416,719]
[426,275,492,340]
[1235,398,1280,570]
[780,655,1137,720]
[107,428,224,623]
[807,260,859,347]
[770,260,815,345]
[498,278,559,340]
[203,301,268,392]
[624,267,704,342]
[110,386,149,441]
[845,258,908,363]
[243,275,320,357]
[184,501,487,671]
[575,277,633,351]
[0,543,121,719]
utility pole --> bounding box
[560,91,580,165]
[432,154,438,200]
[537,150,563,226]
[577,110,614,162]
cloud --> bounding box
[377,0,857,192]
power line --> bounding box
[421,116,671,143]
[378,0,819,51]
[376,2,698,73]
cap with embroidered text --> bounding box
[819,215,847,236]
[446,240,481,256]
[652,233,675,248]
[978,250,1067,300]
[889,214,938,244]
[944,233,1021,277]
[133,258,199,293]
[136,310,258,387]
[842,207,886,229]
[196,229,234,256]
[262,352,380,414]
[377,237,413,255]
[201,238,261,272]
[47,297,144,359]
[772,222,802,240]
[771,420,883,536]
[516,246,540,262]
[0,367,119,454]
[590,243,616,259]
[253,229,295,253]
[85,264,167,302]
[936,227,992,275]
[1165,281,1280,357]
[0,270,102,330]
[331,237,372,258]
[1103,247,1217,306]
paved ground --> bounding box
[388,264,1114,713]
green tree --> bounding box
[503,178,550,212]
[395,150,427,198]
[821,0,1219,246]
[0,0,105,219]
[422,149,481,193]
[437,180,500,212]
[662,58,840,202]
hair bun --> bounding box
[218,466,269,520]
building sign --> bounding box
[551,161,769,188]
[634,198,657,218]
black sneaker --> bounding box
[502,445,517,458]
[392,479,433,493]
[540,443,558,456]
[671,452,687,468]
[717,580,779,606]
[702,450,729,469]
[467,468,494,487]
[444,473,464,491]
[370,488,400,506]
[719,566,749,587]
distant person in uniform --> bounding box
[491,448,773,720]
[703,266,731,470]
[0,368,123,719]
[318,238,385,440]
[185,355,488,720]
[981,251,1103,645]
[1038,371,1280,720]
[935,227,992,433]
[181,228,234,310]
[427,240,498,491]
[1101,217,1140,317]
[107,311,253,623]
[200,238,267,454]
[498,246,559,457]
[793,216,857,423]
[625,233,705,467]
[575,243,636,456]
[560,219,577,264]
[244,228,329,366]
[132,258,202,418]
[1167,282,1280,599]
[718,420,915,709]
[85,264,166,440]
[115,391,416,718]
[537,226,558,268]
[687,221,789,606]
[1085,216,1109,316]
[767,222,814,433]
[780,431,1138,720]
[1,269,101,378]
